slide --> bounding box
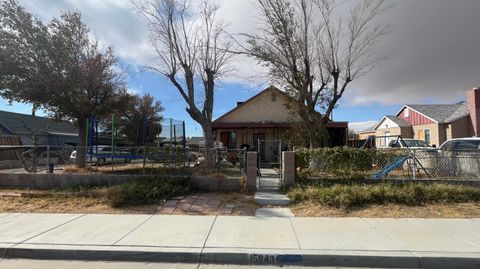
[371,155,411,180]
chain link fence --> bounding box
[295,147,480,180]
[413,149,480,179]
[0,145,246,177]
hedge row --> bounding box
[288,182,480,208]
[295,147,403,177]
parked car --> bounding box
[388,139,433,149]
[439,138,480,151]
[69,146,133,165]
[19,145,74,173]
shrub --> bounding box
[295,147,405,178]
[105,176,191,207]
[288,182,480,208]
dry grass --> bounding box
[0,190,257,215]
[61,163,165,174]
[291,202,480,218]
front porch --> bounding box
[212,124,288,164]
[212,122,348,151]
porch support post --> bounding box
[246,151,257,192]
[282,151,295,187]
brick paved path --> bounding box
[158,193,256,216]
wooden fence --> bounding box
[0,135,22,161]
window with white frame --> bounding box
[424,129,431,145]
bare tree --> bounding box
[133,0,233,155]
[244,0,390,147]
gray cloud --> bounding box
[15,0,480,106]
[348,0,480,105]
[18,0,156,65]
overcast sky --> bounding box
[4,0,480,134]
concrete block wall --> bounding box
[246,152,257,192]
[0,173,242,192]
[282,151,295,187]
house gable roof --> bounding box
[213,85,293,123]
[396,103,469,124]
[0,110,78,135]
[373,115,412,130]
[213,85,348,128]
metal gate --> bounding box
[257,139,282,190]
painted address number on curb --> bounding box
[250,254,303,264]
[251,254,275,264]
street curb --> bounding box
[3,246,480,268]
[4,247,200,264]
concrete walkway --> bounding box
[256,167,291,208]
[258,168,281,191]
[1,213,480,268]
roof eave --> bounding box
[396,105,439,123]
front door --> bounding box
[220,132,229,148]
[384,131,391,147]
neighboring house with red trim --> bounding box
[370,87,480,147]
[211,86,348,151]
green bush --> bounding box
[105,176,191,207]
[288,182,480,208]
[295,147,404,178]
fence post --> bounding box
[412,150,416,180]
[282,151,295,187]
[246,151,257,192]
[142,145,146,175]
[46,145,50,173]
[216,149,219,173]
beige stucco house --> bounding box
[212,86,348,151]
[358,127,375,140]
[367,87,480,147]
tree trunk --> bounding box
[76,116,87,168]
[201,120,215,165]
[202,120,214,148]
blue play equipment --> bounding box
[371,155,411,180]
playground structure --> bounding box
[366,135,431,180]
[83,115,186,163]
[0,116,187,173]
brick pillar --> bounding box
[282,151,295,187]
[246,152,257,192]
[467,87,480,137]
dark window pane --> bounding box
[456,140,480,150]
[227,132,236,149]
[442,141,456,150]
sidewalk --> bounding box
[0,213,479,268]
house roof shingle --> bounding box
[384,115,412,127]
[0,110,77,135]
[405,103,469,123]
